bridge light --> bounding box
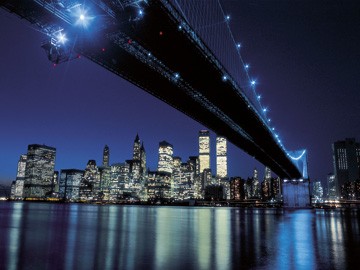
[178,25,182,30]
[263,107,267,112]
[174,73,180,79]
[236,43,241,49]
[79,14,85,21]
[225,15,230,21]
[268,118,271,122]
[257,95,261,100]
[245,64,249,69]
[275,134,279,138]
[272,127,275,131]
[139,9,144,16]
[222,75,228,81]
[57,32,67,44]
[251,80,256,86]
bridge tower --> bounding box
[282,150,311,207]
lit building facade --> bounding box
[59,169,84,200]
[158,141,174,174]
[326,173,337,199]
[216,136,227,178]
[230,177,246,201]
[12,154,27,199]
[332,138,360,197]
[79,160,100,201]
[199,130,210,174]
[23,144,56,198]
[102,145,110,167]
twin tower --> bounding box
[199,130,227,178]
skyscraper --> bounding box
[23,144,56,198]
[12,154,27,198]
[157,141,173,174]
[332,138,360,197]
[133,134,141,161]
[216,136,227,178]
[102,145,110,167]
[199,130,210,174]
[59,169,84,200]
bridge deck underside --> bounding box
[0,0,301,179]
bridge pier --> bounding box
[282,179,311,208]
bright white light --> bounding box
[57,32,67,44]
[272,127,275,131]
[275,134,278,138]
[139,10,143,16]
[79,14,85,21]
[223,75,228,81]
[225,15,230,21]
[257,95,261,100]
[236,43,241,48]
[251,80,256,86]
[263,107,267,112]
[174,73,180,79]
[245,64,249,69]
[178,25,182,30]
[268,119,271,122]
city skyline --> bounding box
[1,1,360,185]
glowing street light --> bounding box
[251,80,256,86]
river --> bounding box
[0,202,359,269]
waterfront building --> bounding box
[147,170,172,201]
[332,138,360,197]
[157,141,174,174]
[326,173,337,199]
[230,177,246,201]
[11,154,27,199]
[216,136,227,178]
[110,162,130,201]
[23,144,56,198]
[312,181,323,203]
[59,169,84,200]
[204,185,224,201]
[252,168,261,198]
[79,160,100,201]
[199,130,210,174]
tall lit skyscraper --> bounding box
[59,169,84,200]
[158,141,174,174]
[265,167,271,180]
[133,134,141,161]
[199,130,210,173]
[103,145,110,167]
[12,154,27,199]
[332,138,360,196]
[23,144,56,198]
[216,136,227,178]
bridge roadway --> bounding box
[1,0,301,179]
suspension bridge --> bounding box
[0,0,307,179]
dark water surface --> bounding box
[0,202,360,270]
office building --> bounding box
[59,169,84,200]
[216,136,227,178]
[332,138,360,197]
[23,144,56,198]
[157,141,173,174]
[102,145,110,167]
[199,130,210,173]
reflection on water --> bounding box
[0,202,360,269]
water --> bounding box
[0,202,359,270]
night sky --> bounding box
[0,1,359,185]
